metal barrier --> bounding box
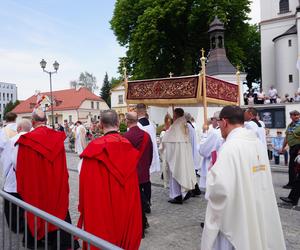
[0,190,122,250]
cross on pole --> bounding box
[169,72,174,78]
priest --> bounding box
[78,109,142,250]
[161,108,197,204]
[201,105,286,250]
[16,109,78,249]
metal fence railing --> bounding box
[0,190,122,250]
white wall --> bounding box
[111,85,127,109]
[274,34,299,97]
[261,0,298,22]
[261,17,295,93]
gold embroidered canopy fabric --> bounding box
[126,75,238,105]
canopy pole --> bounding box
[123,61,129,112]
[236,65,241,106]
[201,48,208,129]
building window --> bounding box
[55,116,58,123]
[289,74,293,83]
[3,104,5,109]
[279,0,289,14]
[11,94,13,100]
[0,104,2,111]
[97,102,99,109]
[118,95,123,104]
[3,93,5,101]
[288,40,292,47]
[7,93,9,101]
[91,101,94,109]
[69,115,72,123]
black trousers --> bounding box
[25,211,79,250]
[288,145,300,185]
[4,192,24,233]
[288,174,300,204]
[139,186,148,233]
[140,181,151,205]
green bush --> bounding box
[156,124,164,136]
[119,122,127,134]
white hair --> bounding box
[17,119,32,132]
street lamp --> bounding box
[40,59,59,128]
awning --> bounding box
[126,74,238,106]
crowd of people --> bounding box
[244,86,300,105]
[0,103,299,249]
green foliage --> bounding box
[156,124,165,136]
[70,72,98,92]
[110,0,259,87]
[110,76,123,89]
[119,122,127,134]
[100,72,112,107]
[4,100,20,119]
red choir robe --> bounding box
[78,132,142,250]
[16,126,69,240]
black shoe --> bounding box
[145,206,151,214]
[200,222,205,228]
[280,197,297,205]
[282,184,293,189]
[168,195,183,204]
[183,192,192,201]
[193,184,201,196]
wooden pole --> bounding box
[201,48,208,128]
[236,65,241,106]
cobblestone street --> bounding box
[0,151,299,249]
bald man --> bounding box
[1,119,32,233]
[16,109,78,249]
[124,112,153,237]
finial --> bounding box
[169,72,174,78]
[201,48,205,58]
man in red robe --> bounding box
[78,109,142,250]
[16,109,78,249]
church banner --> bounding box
[126,75,238,106]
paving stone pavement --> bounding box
[0,151,300,249]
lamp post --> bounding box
[40,59,59,128]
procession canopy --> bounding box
[125,75,239,106]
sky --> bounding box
[0,0,261,100]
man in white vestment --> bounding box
[198,111,223,190]
[1,118,32,233]
[0,112,17,156]
[201,105,286,250]
[185,112,201,196]
[162,108,197,204]
[136,103,160,173]
[244,107,267,147]
[74,121,87,155]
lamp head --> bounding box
[53,61,59,71]
[40,59,47,69]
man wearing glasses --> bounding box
[201,105,285,250]
[280,110,300,189]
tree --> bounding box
[4,100,20,119]
[100,72,111,107]
[110,0,258,82]
[70,72,98,92]
[241,24,261,89]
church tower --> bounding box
[260,0,300,97]
[206,16,237,78]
